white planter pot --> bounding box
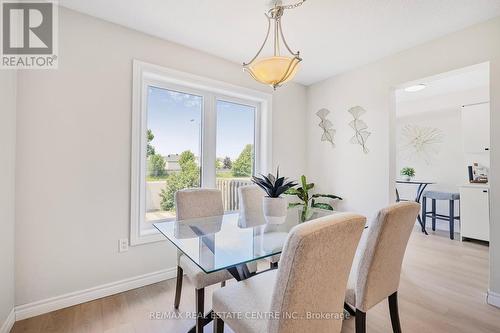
[262,196,288,224]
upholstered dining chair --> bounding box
[174,188,256,333]
[344,202,420,333]
[238,185,264,225]
[238,185,280,268]
[212,212,367,333]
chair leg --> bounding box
[431,199,436,231]
[195,288,205,333]
[213,313,225,333]
[344,302,356,317]
[422,196,427,230]
[388,292,402,333]
[174,266,183,309]
[355,309,366,333]
[449,200,455,240]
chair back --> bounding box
[268,213,366,333]
[175,188,224,221]
[238,185,265,228]
[353,201,420,311]
[174,188,224,264]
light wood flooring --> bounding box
[11,228,500,333]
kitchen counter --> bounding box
[459,183,489,189]
[459,185,490,242]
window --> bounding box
[144,87,202,229]
[131,61,272,244]
[216,100,256,211]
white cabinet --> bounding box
[461,103,490,153]
[460,185,490,242]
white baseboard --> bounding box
[15,267,177,321]
[487,290,500,308]
[0,308,15,333]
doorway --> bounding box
[393,62,490,242]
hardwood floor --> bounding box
[11,228,500,333]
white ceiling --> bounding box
[396,63,490,117]
[59,0,500,85]
[396,62,490,103]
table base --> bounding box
[396,183,430,235]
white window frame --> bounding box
[130,60,272,245]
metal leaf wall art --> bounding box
[399,124,444,164]
[316,108,336,147]
[348,106,371,154]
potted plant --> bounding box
[286,175,343,222]
[400,167,416,181]
[252,168,297,224]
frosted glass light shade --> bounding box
[244,56,301,88]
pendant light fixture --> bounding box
[243,0,306,90]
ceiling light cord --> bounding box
[269,0,305,56]
[281,0,307,10]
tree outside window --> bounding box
[160,150,200,211]
[232,144,253,177]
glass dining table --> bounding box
[154,207,359,333]
[153,207,334,282]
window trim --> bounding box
[130,60,272,245]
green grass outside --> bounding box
[216,170,234,178]
[146,175,168,181]
[147,170,251,182]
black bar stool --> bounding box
[422,191,460,240]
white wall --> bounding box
[306,17,500,298]
[306,68,392,219]
[15,7,307,306]
[396,108,464,201]
[491,53,500,300]
[271,82,307,176]
[0,70,16,329]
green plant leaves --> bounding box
[285,188,300,195]
[252,167,297,198]
[312,194,343,200]
[311,202,334,210]
[300,175,307,190]
[400,167,416,177]
[285,175,342,210]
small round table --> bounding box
[396,180,435,235]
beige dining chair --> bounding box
[212,212,367,333]
[174,189,233,333]
[344,202,420,333]
[173,189,254,332]
[238,185,264,224]
[238,185,280,268]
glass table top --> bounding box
[153,207,333,274]
[396,180,435,185]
